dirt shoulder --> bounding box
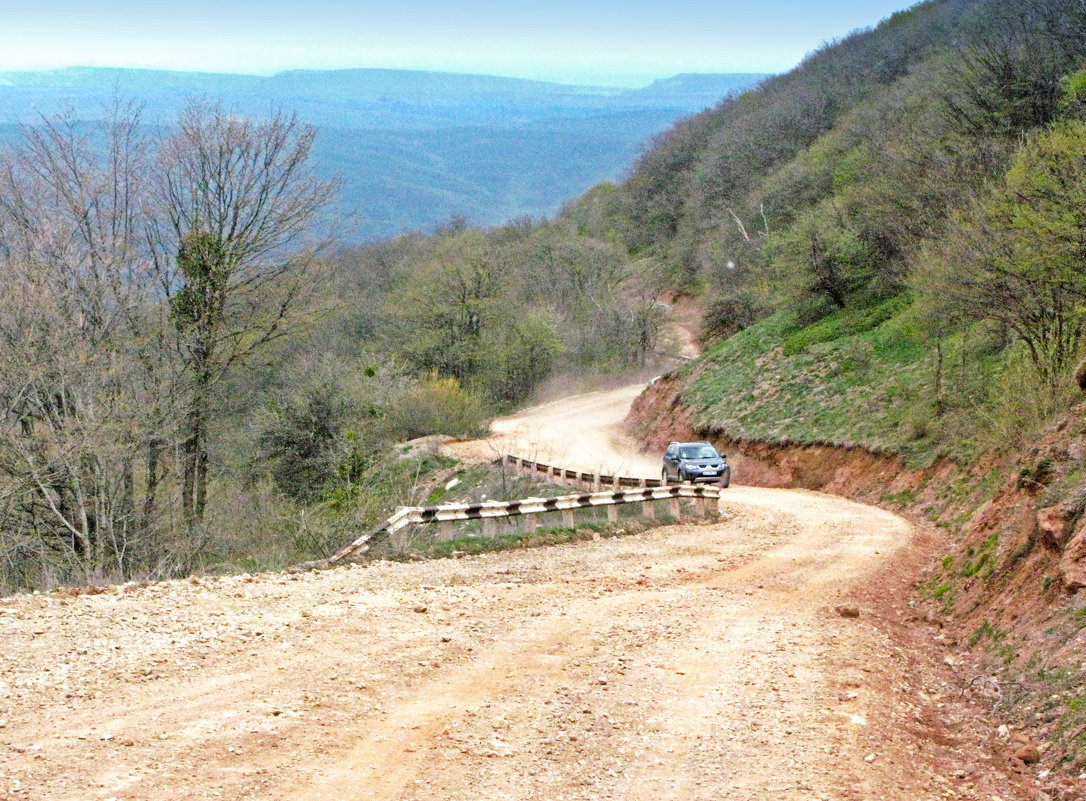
[1,386,1035,800]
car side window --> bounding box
[665,445,677,458]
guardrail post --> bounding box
[526,513,538,534]
[642,498,655,519]
[563,509,575,528]
[669,496,681,520]
[700,495,716,518]
[391,524,411,554]
[607,504,619,523]
[593,473,601,492]
[439,520,454,541]
[483,517,497,538]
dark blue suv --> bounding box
[662,441,730,487]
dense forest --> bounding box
[5,0,1086,592]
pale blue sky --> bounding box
[1,1,921,86]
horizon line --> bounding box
[0,63,777,91]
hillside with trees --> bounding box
[0,93,671,591]
[569,0,1086,461]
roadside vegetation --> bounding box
[603,0,1086,467]
[0,101,667,593]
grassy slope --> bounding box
[678,297,931,457]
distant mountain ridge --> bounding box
[0,67,766,239]
[0,66,762,127]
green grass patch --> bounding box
[1068,603,1086,627]
[684,305,931,457]
[882,488,917,506]
[782,294,913,356]
[680,294,1062,470]
[968,620,1017,664]
[960,533,999,580]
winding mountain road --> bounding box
[0,385,1026,799]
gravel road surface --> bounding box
[1,386,1027,799]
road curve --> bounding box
[444,384,661,478]
[0,385,1025,800]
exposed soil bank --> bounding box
[628,375,925,498]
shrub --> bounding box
[258,381,351,502]
[389,375,489,441]
[701,290,762,342]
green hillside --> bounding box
[665,295,1041,468]
[569,0,1086,461]
[678,301,924,450]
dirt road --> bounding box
[2,386,1026,800]
[444,384,661,478]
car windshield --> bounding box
[679,445,718,459]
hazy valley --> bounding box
[0,67,765,238]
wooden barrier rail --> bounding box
[330,482,720,564]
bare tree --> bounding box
[150,100,338,527]
[0,97,337,587]
[0,99,167,586]
[942,0,1086,140]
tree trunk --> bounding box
[143,438,163,525]
[181,403,207,530]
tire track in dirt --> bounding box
[278,491,914,800]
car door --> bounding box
[663,443,679,480]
